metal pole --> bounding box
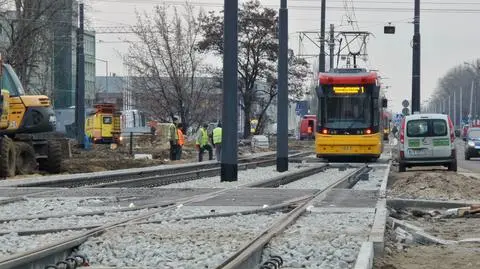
[453,91,456,127]
[411,0,421,113]
[129,132,133,155]
[75,3,86,147]
[460,87,463,124]
[329,24,335,70]
[319,0,326,72]
[277,0,289,172]
[470,80,474,121]
[448,94,451,120]
[221,0,238,181]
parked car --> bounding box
[397,113,457,172]
[463,127,480,160]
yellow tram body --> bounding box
[314,69,388,161]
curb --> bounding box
[354,242,374,269]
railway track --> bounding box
[0,162,393,269]
[4,151,309,188]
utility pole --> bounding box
[277,0,289,172]
[453,91,456,127]
[329,24,335,70]
[470,80,474,121]
[319,0,326,72]
[460,87,463,124]
[221,0,238,181]
[448,94,451,120]
[411,0,421,113]
[75,3,85,148]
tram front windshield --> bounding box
[323,85,373,129]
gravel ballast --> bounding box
[279,168,357,189]
[0,230,84,259]
[158,164,312,188]
[0,197,132,220]
[0,208,153,233]
[352,167,387,191]
[261,211,374,269]
[147,205,265,221]
[78,213,285,268]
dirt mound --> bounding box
[388,171,480,200]
[374,209,480,269]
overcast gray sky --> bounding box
[88,0,480,113]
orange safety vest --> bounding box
[177,129,185,146]
[307,126,313,134]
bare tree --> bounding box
[254,54,310,134]
[198,0,310,138]
[126,2,218,131]
[432,59,480,123]
[0,0,70,92]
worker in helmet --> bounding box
[196,123,213,162]
[175,123,185,160]
[212,122,222,162]
[168,117,179,161]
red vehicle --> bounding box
[299,115,316,140]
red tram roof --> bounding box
[318,72,378,85]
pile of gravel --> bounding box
[261,211,374,269]
[158,164,311,188]
[352,167,387,191]
[78,213,285,268]
[0,230,85,259]
[279,168,357,189]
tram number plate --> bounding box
[343,146,352,151]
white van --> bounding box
[397,113,457,172]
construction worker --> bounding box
[176,123,185,160]
[168,117,179,161]
[307,125,313,140]
[212,122,222,162]
[196,123,213,162]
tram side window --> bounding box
[373,99,379,127]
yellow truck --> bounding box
[85,103,121,144]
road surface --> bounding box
[455,139,480,174]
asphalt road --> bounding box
[455,139,480,173]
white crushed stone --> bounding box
[0,197,129,220]
[352,167,387,191]
[279,168,357,189]
[77,213,284,268]
[158,164,313,188]
[0,230,85,259]
[0,208,153,233]
[261,211,374,269]
[147,205,266,221]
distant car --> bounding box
[464,127,480,160]
[397,113,457,172]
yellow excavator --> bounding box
[0,56,62,178]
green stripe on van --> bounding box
[408,139,420,147]
[433,138,450,146]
